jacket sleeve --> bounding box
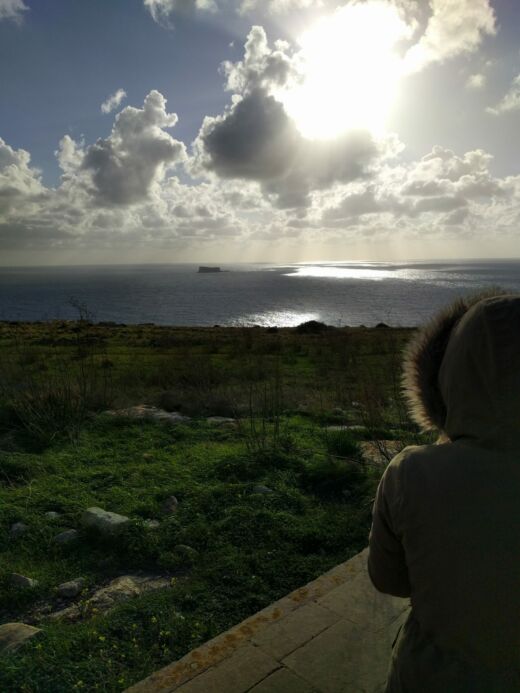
[368,456,411,598]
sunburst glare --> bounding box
[280,1,412,140]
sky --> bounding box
[1,0,520,265]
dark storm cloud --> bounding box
[197,88,380,208]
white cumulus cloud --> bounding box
[144,0,216,26]
[487,74,520,115]
[101,88,127,114]
[404,0,496,73]
[0,0,28,22]
[466,73,486,90]
[64,90,186,206]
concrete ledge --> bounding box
[126,549,410,693]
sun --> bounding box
[280,2,411,140]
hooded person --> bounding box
[368,293,520,692]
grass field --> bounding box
[0,320,427,692]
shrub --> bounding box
[323,429,359,458]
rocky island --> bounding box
[198,266,221,273]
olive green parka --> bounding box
[368,294,520,692]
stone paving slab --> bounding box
[166,645,279,693]
[251,602,340,660]
[126,548,410,693]
[249,667,319,693]
[283,610,408,693]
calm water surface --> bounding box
[0,261,519,327]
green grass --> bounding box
[0,415,381,691]
[0,321,424,691]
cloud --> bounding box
[321,144,507,228]
[466,73,486,90]
[239,0,318,15]
[101,88,127,114]
[144,0,216,26]
[80,90,186,205]
[0,0,28,22]
[487,74,520,115]
[0,137,44,216]
[221,25,298,95]
[404,0,496,72]
[193,26,386,207]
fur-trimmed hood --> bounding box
[402,292,520,449]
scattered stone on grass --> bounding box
[46,574,172,622]
[143,519,160,530]
[252,485,274,495]
[0,623,42,653]
[160,496,179,516]
[206,416,237,426]
[104,405,190,425]
[325,425,367,433]
[9,522,28,538]
[81,507,130,535]
[10,573,38,589]
[44,511,60,520]
[57,578,86,599]
[54,529,79,544]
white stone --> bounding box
[10,573,38,589]
[160,496,179,516]
[57,577,86,599]
[54,529,79,544]
[9,522,28,538]
[0,623,41,653]
[81,507,130,534]
[252,485,274,495]
[45,511,60,520]
[104,405,190,425]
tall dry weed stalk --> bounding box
[0,303,113,445]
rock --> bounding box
[44,511,60,520]
[46,574,172,622]
[325,425,367,434]
[81,507,130,535]
[10,573,38,589]
[0,623,41,653]
[252,485,274,495]
[206,416,236,426]
[332,407,346,416]
[104,405,190,425]
[54,529,79,544]
[9,522,28,538]
[143,519,160,530]
[57,577,86,599]
[87,577,141,611]
[160,496,179,516]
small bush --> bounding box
[302,457,364,498]
[323,430,359,458]
[295,320,331,334]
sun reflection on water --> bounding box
[233,311,320,327]
[285,265,396,280]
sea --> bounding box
[0,260,519,328]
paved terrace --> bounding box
[127,549,410,693]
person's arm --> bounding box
[368,458,411,598]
